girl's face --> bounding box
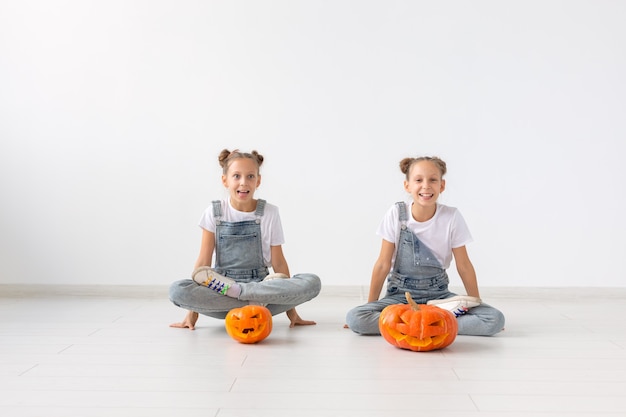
[222,158,261,210]
[403,160,446,208]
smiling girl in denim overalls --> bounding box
[346,156,505,336]
[169,149,321,330]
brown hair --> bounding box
[399,156,447,180]
[218,149,264,175]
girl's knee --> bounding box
[489,310,506,336]
[482,306,505,336]
[345,308,378,335]
[293,273,322,294]
[168,280,186,302]
[169,279,196,305]
[345,309,357,331]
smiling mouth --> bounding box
[419,193,434,198]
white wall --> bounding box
[1,1,625,288]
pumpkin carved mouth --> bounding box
[384,325,451,348]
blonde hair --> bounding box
[218,149,264,175]
[399,156,447,179]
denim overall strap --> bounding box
[213,199,269,282]
[386,202,449,299]
[396,201,408,225]
[255,199,266,217]
[212,200,222,220]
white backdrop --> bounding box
[1,1,625,288]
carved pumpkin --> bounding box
[225,305,273,344]
[379,292,458,352]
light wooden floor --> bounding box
[1,285,625,416]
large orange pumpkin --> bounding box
[225,305,273,344]
[379,292,458,352]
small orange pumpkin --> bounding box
[225,305,273,344]
[379,292,458,352]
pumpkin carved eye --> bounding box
[225,305,273,344]
[379,292,458,351]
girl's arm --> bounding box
[270,244,290,276]
[452,245,480,298]
[170,229,215,330]
[367,239,395,302]
[270,245,316,328]
[194,229,216,269]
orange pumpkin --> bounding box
[379,292,458,352]
[225,305,273,344]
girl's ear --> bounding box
[257,175,262,188]
[440,179,446,193]
[222,175,228,187]
[403,180,409,193]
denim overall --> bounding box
[346,201,505,336]
[169,198,321,318]
[212,199,270,283]
[385,201,450,302]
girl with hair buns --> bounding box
[169,149,321,330]
[346,156,505,336]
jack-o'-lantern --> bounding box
[225,305,273,344]
[379,292,458,352]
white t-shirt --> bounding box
[198,199,285,267]
[377,201,473,269]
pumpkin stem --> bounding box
[405,292,420,311]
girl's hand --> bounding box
[286,308,316,328]
[170,311,199,330]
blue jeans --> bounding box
[169,273,321,319]
[346,273,505,336]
